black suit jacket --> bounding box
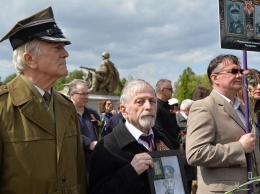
[89,119,173,194]
[154,99,180,149]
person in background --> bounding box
[190,86,210,194]
[238,68,260,146]
[98,99,114,136]
[186,54,260,194]
[192,86,211,101]
[105,101,123,135]
[0,7,86,193]
[176,99,195,193]
[89,79,173,194]
[69,80,100,174]
[168,97,179,114]
[154,79,180,149]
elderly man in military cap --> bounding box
[228,2,244,34]
[162,165,175,194]
[0,7,86,194]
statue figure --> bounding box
[80,51,120,94]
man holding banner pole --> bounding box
[186,54,260,194]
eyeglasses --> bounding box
[74,92,89,97]
[164,88,174,92]
[106,103,112,105]
[215,68,244,75]
[249,79,260,87]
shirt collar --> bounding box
[180,111,188,120]
[34,85,51,96]
[125,120,154,141]
[213,89,241,109]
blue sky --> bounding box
[0,0,259,87]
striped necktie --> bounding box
[140,134,155,152]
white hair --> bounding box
[13,39,41,74]
[180,99,194,110]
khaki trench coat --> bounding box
[0,75,86,194]
[186,90,260,194]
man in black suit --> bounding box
[89,79,173,194]
[154,79,180,149]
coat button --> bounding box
[62,175,66,182]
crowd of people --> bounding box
[0,6,260,194]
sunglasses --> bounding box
[216,68,244,75]
[249,79,259,87]
[164,88,174,92]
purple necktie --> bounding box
[140,134,155,152]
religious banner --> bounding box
[219,0,260,51]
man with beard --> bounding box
[89,79,173,194]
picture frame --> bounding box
[254,5,260,39]
[225,0,246,38]
[147,150,189,194]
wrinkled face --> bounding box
[248,79,260,101]
[121,86,157,133]
[163,178,175,193]
[33,41,69,79]
[70,84,89,108]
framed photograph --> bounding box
[225,0,246,37]
[147,150,189,194]
[254,5,260,39]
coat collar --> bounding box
[210,90,246,131]
[113,118,167,150]
[7,75,74,161]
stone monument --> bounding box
[80,51,120,111]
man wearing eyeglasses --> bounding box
[186,54,260,194]
[68,80,101,176]
[154,79,181,149]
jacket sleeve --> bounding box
[82,135,91,150]
[89,140,145,194]
[186,100,246,168]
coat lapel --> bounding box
[8,76,55,136]
[211,90,246,131]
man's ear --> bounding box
[120,104,128,118]
[210,74,219,85]
[23,52,37,69]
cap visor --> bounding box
[38,34,71,45]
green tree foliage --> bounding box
[54,70,85,91]
[174,67,212,103]
[2,73,17,85]
[114,78,127,96]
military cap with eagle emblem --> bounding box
[0,6,71,50]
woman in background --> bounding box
[98,99,114,137]
[238,68,260,145]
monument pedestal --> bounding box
[88,94,120,112]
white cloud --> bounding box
[0,0,260,85]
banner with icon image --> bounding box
[219,0,260,51]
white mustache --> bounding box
[140,111,155,117]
